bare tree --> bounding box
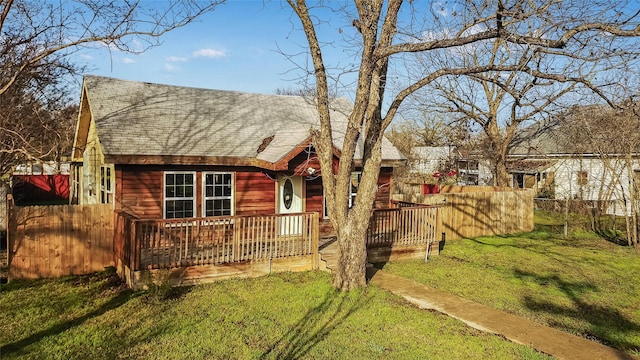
[0,0,225,181]
[387,113,469,150]
[415,16,640,187]
[285,0,640,290]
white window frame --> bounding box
[202,172,234,217]
[99,164,114,204]
[350,171,362,208]
[164,171,196,219]
[324,171,362,219]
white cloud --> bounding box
[122,57,136,64]
[164,63,181,72]
[79,53,94,60]
[130,39,144,53]
[192,48,226,58]
[166,56,189,62]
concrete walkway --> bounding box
[367,270,638,360]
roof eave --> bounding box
[104,154,286,171]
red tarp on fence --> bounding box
[12,175,70,205]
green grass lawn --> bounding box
[382,211,640,356]
[0,270,549,359]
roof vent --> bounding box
[257,135,275,154]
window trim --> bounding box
[202,171,234,217]
[99,164,114,204]
[349,171,362,208]
[163,171,197,219]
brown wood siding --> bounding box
[235,171,276,215]
[116,166,278,219]
[305,177,324,216]
[117,167,163,219]
[115,165,394,222]
[375,168,393,209]
[289,149,341,178]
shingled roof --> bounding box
[78,75,404,168]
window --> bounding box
[71,166,81,204]
[203,172,233,216]
[89,147,97,196]
[324,171,362,218]
[32,163,43,175]
[350,172,361,207]
[100,165,114,204]
[577,171,588,186]
[282,178,294,209]
[164,172,195,219]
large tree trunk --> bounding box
[333,225,368,289]
[494,157,511,187]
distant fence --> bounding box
[394,182,505,196]
[7,196,114,279]
[534,198,621,216]
[398,187,534,240]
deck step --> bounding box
[318,239,339,273]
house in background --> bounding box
[410,146,456,176]
[70,75,406,236]
[508,121,640,216]
[410,146,493,186]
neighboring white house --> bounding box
[410,146,493,185]
[508,121,640,216]
[410,146,456,175]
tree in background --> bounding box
[0,0,225,182]
[386,113,474,184]
[286,0,640,290]
[411,15,640,186]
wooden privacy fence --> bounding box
[366,205,441,248]
[400,188,534,240]
[115,211,319,271]
[7,196,114,279]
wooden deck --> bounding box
[114,205,441,288]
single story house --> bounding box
[70,75,406,236]
[508,119,640,216]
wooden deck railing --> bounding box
[114,211,140,271]
[366,204,441,248]
[115,212,319,271]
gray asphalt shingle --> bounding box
[84,75,405,164]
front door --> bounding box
[277,175,303,235]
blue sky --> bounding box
[76,1,356,97]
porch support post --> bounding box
[131,220,140,271]
[311,212,319,270]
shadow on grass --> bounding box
[0,267,123,294]
[0,278,140,357]
[594,229,628,246]
[0,277,53,293]
[466,236,554,253]
[514,269,640,354]
[261,289,368,359]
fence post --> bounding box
[130,219,138,271]
[6,194,14,280]
[233,219,240,262]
